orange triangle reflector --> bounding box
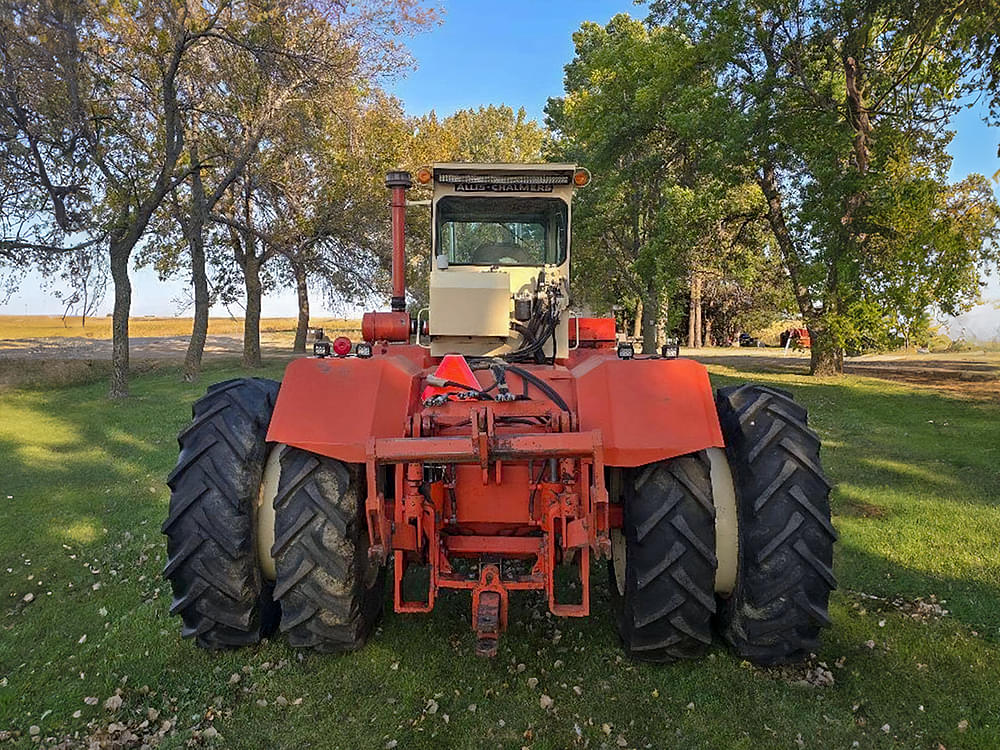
[421,354,481,402]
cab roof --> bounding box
[432,163,576,174]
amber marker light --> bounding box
[573,168,591,187]
[415,167,433,185]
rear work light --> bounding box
[332,336,352,357]
[661,338,680,359]
[355,342,373,359]
[617,342,635,360]
[313,340,331,358]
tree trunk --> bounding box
[808,322,843,375]
[687,293,695,348]
[108,240,131,398]
[632,300,643,339]
[694,276,703,348]
[688,274,702,348]
[184,232,210,382]
[655,294,669,349]
[183,145,210,383]
[292,261,309,354]
[243,255,263,368]
[759,164,845,374]
[640,281,659,355]
[759,165,811,318]
[704,317,713,348]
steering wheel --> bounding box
[471,242,535,265]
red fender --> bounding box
[269,350,723,468]
[267,355,423,462]
[570,355,723,467]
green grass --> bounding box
[1,360,999,748]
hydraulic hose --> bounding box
[424,375,494,400]
[504,365,570,413]
[468,360,571,413]
[508,308,557,363]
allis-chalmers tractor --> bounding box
[164,164,836,663]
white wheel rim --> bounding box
[256,444,285,582]
[611,528,626,595]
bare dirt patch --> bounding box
[0,316,361,387]
[758,657,839,689]
[0,335,303,388]
[0,332,356,361]
[838,498,890,519]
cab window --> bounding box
[435,197,568,266]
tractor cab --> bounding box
[419,163,589,359]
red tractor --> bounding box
[164,164,835,663]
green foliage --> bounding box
[412,105,546,164]
[545,17,706,335]
[648,0,1000,370]
[864,0,1000,132]
[546,15,791,348]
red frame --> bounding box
[267,328,725,655]
[366,401,608,645]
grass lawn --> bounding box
[1,359,998,749]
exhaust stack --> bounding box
[360,171,413,343]
[385,171,412,312]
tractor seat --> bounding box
[471,242,535,265]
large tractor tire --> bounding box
[716,384,837,664]
[272,447,385,652]
[163,378,281,648]
[609,452,717,662]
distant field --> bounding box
[0,316,359,340]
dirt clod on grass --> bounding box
[35,712,181,750]
[761,659,837,688]
[847,590,950,622]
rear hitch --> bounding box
[472,565,508,657]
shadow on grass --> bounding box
[709,368,1000,637]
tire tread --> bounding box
[162,378,280,649]
[716,384,836,665]
[272,449,384,653]
[611,453,717,663]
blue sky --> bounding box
[3,0,998,337]
[389,0,638,123]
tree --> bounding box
[546,16,752,353]
[695,184,793,346]
[2,0,434,391]
[1,0,234,396]
[650,0,1000,373]
[414,105,546,163]
[201,3,431,368]
[208,87,412,366]
[860,172,1000,350]
[160,0,429,377]
[282,93,412,350]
